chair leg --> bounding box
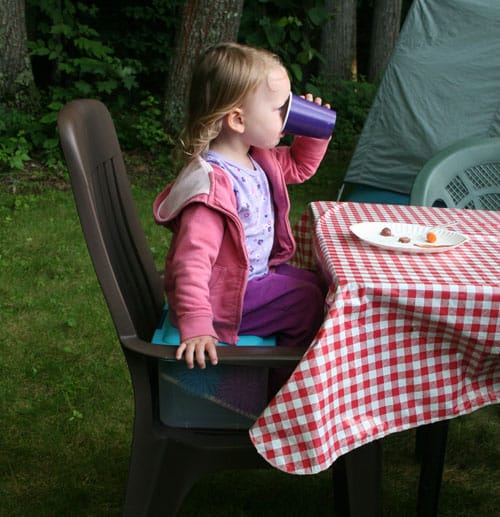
[123,435,228,517]
[415,425,424,461]
[140,439,212,517]
[332,440,382,517]
[122,437,175,517]
[416,420,449,517]
[125,434,268,517]
[122,352,194,517]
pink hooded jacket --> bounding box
[153,136,329,345]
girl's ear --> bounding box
[225,108,245,133]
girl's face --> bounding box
[240,65,291,149]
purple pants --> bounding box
[239,264,327,395]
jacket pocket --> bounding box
[209,265,242,325]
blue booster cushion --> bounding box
[152,304,277,347]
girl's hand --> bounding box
[176,335,218,369]
[303,92,331,110]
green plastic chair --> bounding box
[409,135,500,516]
[410,136,500,209]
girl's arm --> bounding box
[168,203,225,366]
[255,133,331,185]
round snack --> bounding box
[380,227,392,236]
[398,236,411,243]
[426,231,437,243]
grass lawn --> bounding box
[1,152,498,516]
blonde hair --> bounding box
[181,42,284,161]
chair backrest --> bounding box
[57,99,164,342]
[410,136,500,209]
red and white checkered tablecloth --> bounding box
[250,201,500,475]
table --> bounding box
[249,201,500,475]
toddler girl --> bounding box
[153,42,331,384]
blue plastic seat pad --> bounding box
[152,304,277,347]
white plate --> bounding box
[349,222,468,254]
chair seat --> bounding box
[153,305,277,429]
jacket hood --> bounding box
[153,156,213,224]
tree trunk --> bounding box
[163,0,244,132]
[320,0,357,82]
[0,0,39,111]
[368,0,402,83]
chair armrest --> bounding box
[209,345,306,367]
[121,336,306,367]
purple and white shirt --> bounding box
[206,150,275,280]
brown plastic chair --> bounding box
[57,99,381,517]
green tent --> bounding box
[342,0,500,202]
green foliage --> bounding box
[120,96,172,149]
[304,76,378,155]
[331,79,378,154]
[0,1,146,173]
[0,101,64,173]
[96,0,183,93]
[0,133,31,171]
[115,95,175,170]
[0,108,34,171]
[26,0,140,103]
[240,0,328,88]
[0,0,373,176]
